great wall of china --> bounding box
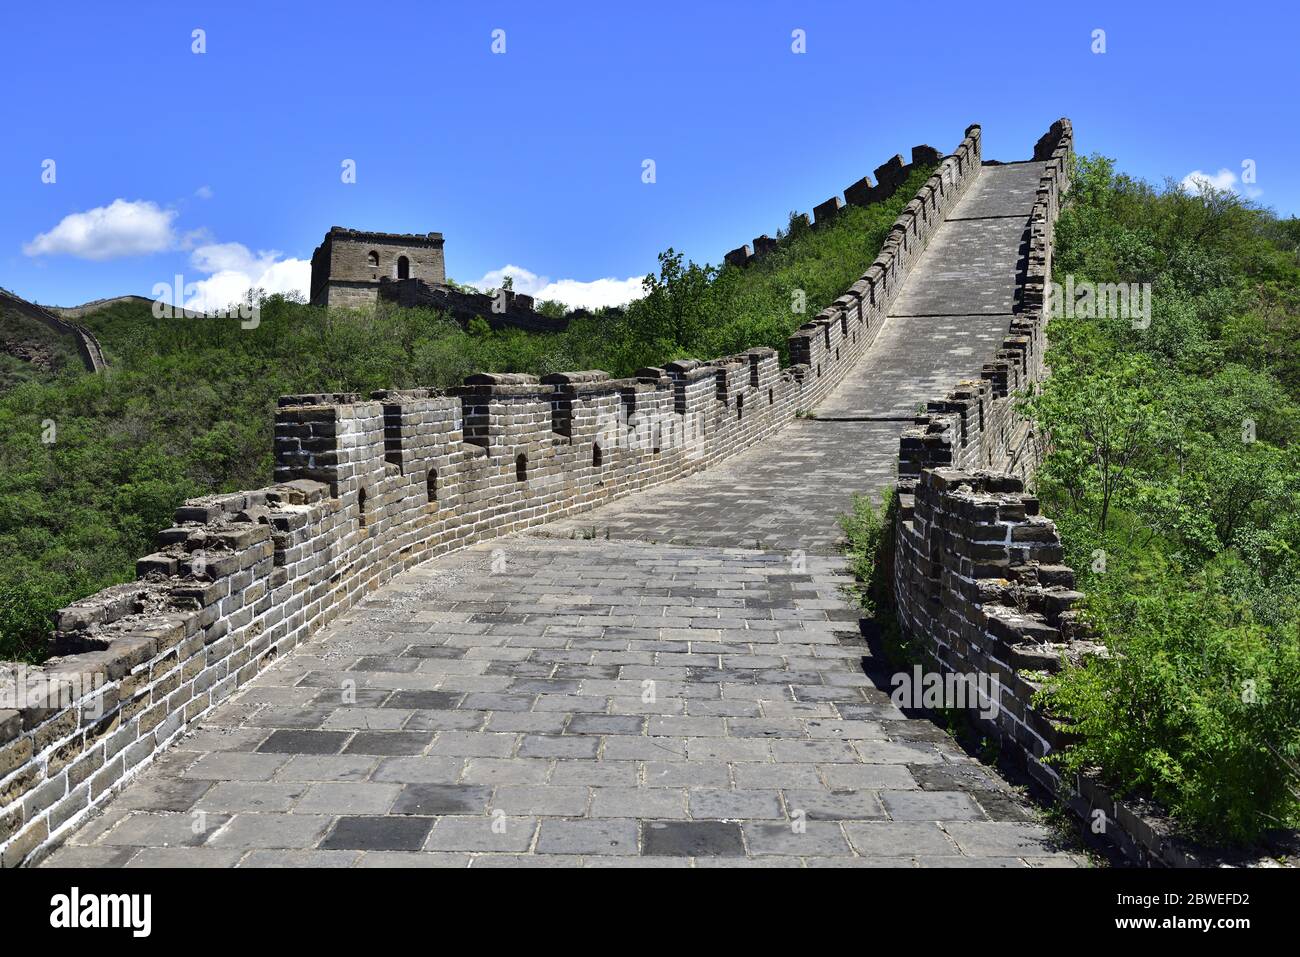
[2,118,1162,868]
[0,288,108,374]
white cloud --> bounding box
[23,199,177,260]
[1180,168,1238,194]
[182,241,310,313]
[1180,168,1262,199]
[195,185,214,200]
[533,276,646,310]
[467,263,646,310]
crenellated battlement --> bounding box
[724,140,958,268]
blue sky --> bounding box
[2,0,1297,310]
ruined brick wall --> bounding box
[724,142,948,268]
[0,125,986,867]
[893,468,1094,777]
[377,278,572,333]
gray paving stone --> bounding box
[368,755,464,783]
[491,785,590,817]
[207,813,333,849]
[536,818,638,856]
[486,712,569,734]
[173,728,269,752]
[98,811,226,847]
[342,731,434,755]
[391,783,494,815]
[294,782,401,814]
[732,764,825,790]
[590,787,688,819]
[517,735,600,759]
[113,776,214,812]
[742,822,853,857]
[426,731,517,757]
[843,821,959,857]
[565,714,646,735]
[941,822,1065,858]
[461,757,552,785]
[641,820,745,857]
[880,789,984,822]
[125,847,244,868]
[195,781,308,813]
[318,815,434,851]
[274,754,378,782]
[689,789,785,820]
[257,730,351,755]
[642,761,731,788]
[237,849,361,868]
[769,739,859,763]
[819,763,918,790]
[183,752,290,781]
[37,845,139,868]
[783,789,887,821]
[356,851,472,867]
[321,708,410,731]
[470,853,582,868]
[424,815,537,852]
[549,760,637,787]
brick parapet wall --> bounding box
[893,468,1096,769]
[0,125,986,867]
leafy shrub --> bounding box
[838,488,907,662]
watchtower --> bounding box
[309,227,446,308]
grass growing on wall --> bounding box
[0,167,933,663]
[838,488,907,662]
[1025,154,1300,844]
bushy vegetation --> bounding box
[1026,155,1300,843]
[0,167,932,663]
[838,489,906,661]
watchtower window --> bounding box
[397,255,410,280]
[367,250,379,268]
[426,468,438,503]
[516,453,528,482]
[357,486,369,528]
[592,443,603,468]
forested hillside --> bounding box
[1026,156,1300,842]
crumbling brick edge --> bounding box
[0,127,987,867]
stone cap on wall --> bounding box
[327,227,444,246]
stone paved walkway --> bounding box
[43,159,1085,867]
